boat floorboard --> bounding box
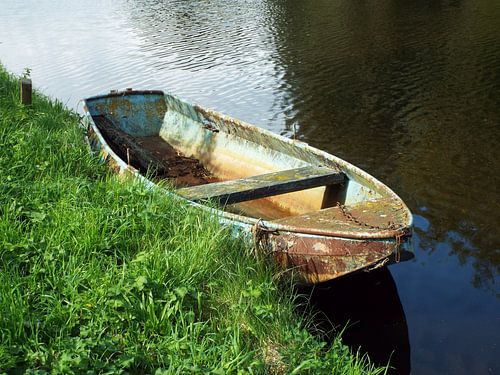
[93,115,216,187]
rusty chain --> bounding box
[335,201,405,231]
[336,202,409,264]
[251,219,278,258]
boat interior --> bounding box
[85,91,408,232]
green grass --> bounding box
[0,65,385,374]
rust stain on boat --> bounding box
[83,89,413,285]
[268,232,398,284]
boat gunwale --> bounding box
[82,90,413,241]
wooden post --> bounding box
[20,78,32,105]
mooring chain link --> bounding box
[394,231,405,263]
[336,202,409,264]
[365,257,390,272]
[251,219,278,258]
[336,202,405,231]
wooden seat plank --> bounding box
[177,166,344,205]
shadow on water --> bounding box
[265,0,500,296]
[1,0,499,372]
[297,267,410,375]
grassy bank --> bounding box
[0,66,384,374]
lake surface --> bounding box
[1,0,499,373]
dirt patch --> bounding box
[93,115,216,187]
[135,135,217,187]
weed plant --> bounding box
[0,66,385,374]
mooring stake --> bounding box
[20,78,32,105]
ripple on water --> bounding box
[0,1,499,373]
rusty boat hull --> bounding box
[83,90,413,284]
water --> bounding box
[1,0,499,373]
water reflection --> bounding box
[297,268,410,374]
[123,0,287,132]
[0,0,499,373]
[264,0,500,295]
[119,0,500,295]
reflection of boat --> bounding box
[83,89,413,284]
[297,268,410,374]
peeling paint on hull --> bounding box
[268,231,398,284]
[83,90,413,284]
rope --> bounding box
[251,219,277,258]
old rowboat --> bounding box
[82,89,412,284]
